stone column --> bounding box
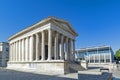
[16,41,18,62]
[18,40,20,61]
[48,29,52,60]
[10,44,12,61]
[65,37,68,61]
[60,34,64,60]
[72,40,75,61]
[20,40,22,62]
[22,39,25,61]
[41,31,45,60]
[69,39,72,61]
[25,37,29,61]
[54,31,58,60]
[36,33,40,61]
[12,43,14,61]
[9,44,12,61]
[14,42,16,61]
[29,35,34,61]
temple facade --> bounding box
[8,17,78,74]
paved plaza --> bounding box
[0,69,77,80]
[0,64,120,80]
[112,64,120,80]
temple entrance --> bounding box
[45,45,48,60]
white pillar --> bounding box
[9,44,12,61]
[10,43,13,61]
[48,29,52,60]
[29,35,34,61]
[69,39,72,61]
[20,40,22,62]
[25,37,29,61]
[60,34,64,60]
[14,42,16,61]
[54,31,58,60]
[65,37,68,61]
[16,41,18,62]
[13,43,15,61]
[36,33,40,61]
[18,40,20,61]
[22,39,25,61]
[41,31,45,60]
[72,40,75,61]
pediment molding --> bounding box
[9,17,78,40]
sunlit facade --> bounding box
[75,46,114,63]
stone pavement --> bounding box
[0,69,78,80]
[112,64,120,80]
[78,67,112,80]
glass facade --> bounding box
[75,46,114,63]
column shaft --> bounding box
[69,39,72,61]
[41,31,45,60]
[72,40,75,61]
[48,29,52,60]
[65,37,68,61]
[20,40,22,61]
[14,42,16,61]
[60,35,64,60]
[29,35,34,61]
[36,33,40,61]
[18,40,20,61]
[25,38,29,61]
[22,39,25,61]
[9,44,12,61]
[54,32,58,60]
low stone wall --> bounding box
[88,63,117,71]
[7,60,69,74]
[78,72,112,80]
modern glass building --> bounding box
[75,46,114,63]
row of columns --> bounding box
[9,29,75,62]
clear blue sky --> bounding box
[0,0,120,52]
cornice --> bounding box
[9,17,78,41]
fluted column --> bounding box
[18,40,20,61]
[15,42,17,61]
[41,31,45,60]
[12,43,14,61]
[25,37,29,61]
[22,39,25,61]
[14,42,16,61]
[48,29,52,60]
[36,33,40,61]
[16,41,19,61]
[69,39,72,61]
[20,40,22,62]
[72,40,75,61]
[60,34,64,60]
[54,31,58,60]
[65,37,68,61]
[13,43,15,61]
[9,44,12,61]
[29,35,34,61]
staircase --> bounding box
[69,61,85,73]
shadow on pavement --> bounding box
[0,69,77,80]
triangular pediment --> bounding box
[49,17,78,36]
[9,17,78,40]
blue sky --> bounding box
[0,0,120,52]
